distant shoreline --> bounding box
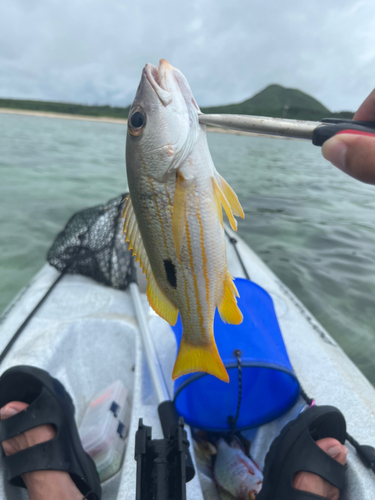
[0,107,128,124]
[0,107,296,140]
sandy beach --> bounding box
[0,107,298,140]
[0,107,128,125]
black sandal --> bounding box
[257,405,347,500]
[0,365,102,500]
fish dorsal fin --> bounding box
[123,196,178,326]
[212,174,244,231]
[217,272,243,325]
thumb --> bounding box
[322,131,375,184]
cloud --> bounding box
[0,0,374,111]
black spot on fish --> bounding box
[164,259,177,288]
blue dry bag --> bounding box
[172,278,300,431]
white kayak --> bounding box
[0,227,374,500]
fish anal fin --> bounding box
[212,177,237,231]
[172,334,229,383]
[216,174,244,219]
[147,273,178,326]
[218,272,243,325]
[123,195,178,326]
[122,195,130,219]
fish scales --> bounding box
[131,140,224,342]
[124,59,244,381]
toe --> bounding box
[293,438,347,500]
[1,402,30,456]
[0,401,28,420]
[318,437,348,465]
[0,401,56,457]
[0,403,82,499]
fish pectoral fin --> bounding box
[172,334,229,383]
[212,175,244,231]
[172,172,195,263]
[217,173,244,218]
[218,272,243,325]
[123,195,178,326]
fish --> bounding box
[124,59,244,382]
[213,438,263,500]
[192,434,217,478]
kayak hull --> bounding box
[0,229,374,499]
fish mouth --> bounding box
[144,59,200,114]
[140,59,201,182]
[144,59,174,106]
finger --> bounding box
[354,88,375,122]
[322,132,375,184]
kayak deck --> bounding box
[0,229,374,499]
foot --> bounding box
[0,401,83,500]
[293,437,348,500]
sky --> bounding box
[0,0,374,112]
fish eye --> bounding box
[131,111,144,128]
[128,107,146,136]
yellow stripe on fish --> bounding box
[172,171,189,263]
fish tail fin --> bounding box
[218,272,243,325]
[172,331,229,383]
[212,174,244,231]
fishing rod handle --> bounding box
[313,118,375,146]
[158,400,195,482]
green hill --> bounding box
[201,84,354,121]
[0,85,353,122]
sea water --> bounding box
[1,112,375,385]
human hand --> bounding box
[322,89,375,184]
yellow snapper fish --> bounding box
[123,59,244,382]
[213,438,263,500]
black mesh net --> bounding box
[47,193,134,290]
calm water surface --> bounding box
[1,113,375,384]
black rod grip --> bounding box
[158,400,195,482]
[313,119,375,146]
